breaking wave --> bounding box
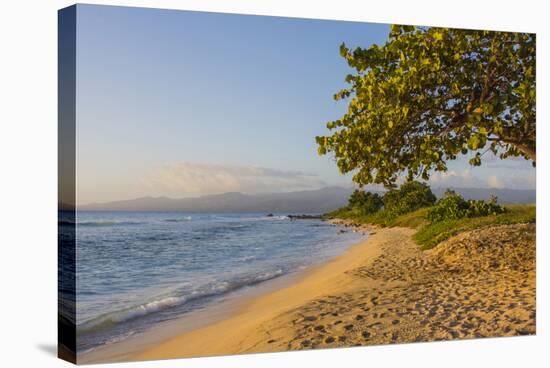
[78,269,285,333]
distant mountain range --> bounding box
[431,187,535,204]
[76,186,535,213]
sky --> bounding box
[73,4,535,204]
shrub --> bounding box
[347,189,383,215]
[383,181,437,217]
[427,190,506,223]
[467,195,506,217]
[348,189,366,207]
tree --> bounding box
[348,189,383,214]
[382,181,436,216]
[316,25,535,188]
[348,189,368,207]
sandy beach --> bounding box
[82,220,536,362]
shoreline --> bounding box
[81,221,536,363]
[134,226,387,362]
[78,224,376,364]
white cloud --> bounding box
[428,168,535,190]
[487,175,505,189]
[429,169,483,188]
[139,162,327,198]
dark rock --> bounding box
[288,214,322,220]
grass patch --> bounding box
[323,206,429,229]
[414,204,536,250]
[325,204,535,250]
[385,207,429,229]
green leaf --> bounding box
[468,136,480,150]
[432,31,444,41]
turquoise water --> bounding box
[60,211,364,352]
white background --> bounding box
[0,0,548,366]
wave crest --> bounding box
[78,269,285,333]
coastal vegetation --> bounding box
[347,189,383,215]
[426,189,505,223]
[414,204,535,249]
[328,181,435,224]
[382,181,436,218]
[323,183,535,250]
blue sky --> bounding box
[74,4,535,204]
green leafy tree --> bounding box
[348,189,383,214]
[348,189,367,207]
[316,25,536,187]
[383,181,436,217]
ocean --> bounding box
[59,211,365,353]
